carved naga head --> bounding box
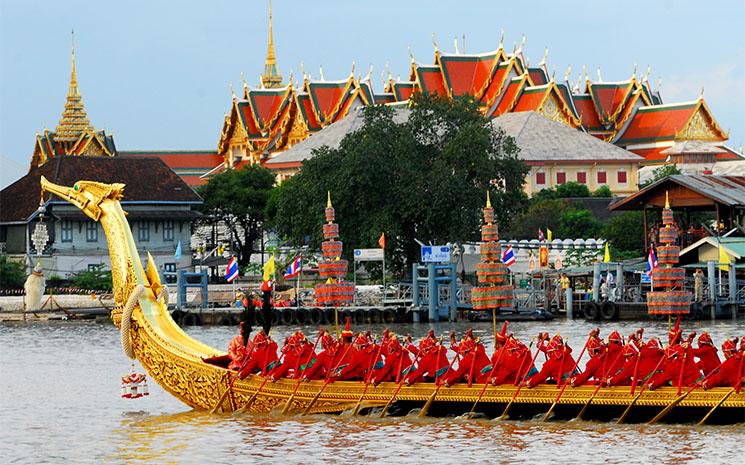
[40,176,125,221]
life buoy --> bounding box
[599,301,619,321]
[218,315,233,326]
[182,312,201,326]
[294,308,307,325]
[583,302,600,321]
[324,308,336,325]
[369,308,383,324]
[271,311,280,326]
[281,308,294,325]
[170,309,185,325]
[309,307,324,325]
[383,307,396,323]
[354,310,365,324]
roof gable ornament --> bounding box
[453,36,459,54]
[499,29,504,49]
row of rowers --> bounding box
[222,319,744,390]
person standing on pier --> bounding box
[693,268,705,302]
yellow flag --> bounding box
[719,244,731,271]
[603,242,611,263]
[262,255,276,281]
[547,228,553,242]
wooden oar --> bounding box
[301,341,355,416]
[466,336,516,419]
[352,335,385,416]
[545,335,592,421]
[279,331,323,415]
[576,338,632,421]
[209,338,258,414]
[616,351,667,424]
[235,347,288,414]
[697,388,735,425]
[418,351,460,417]
[499,337,543,420]
[379,346,424,418]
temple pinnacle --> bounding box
[54,30,93,143]
[260,0,283,88]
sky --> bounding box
[1,0,744,189]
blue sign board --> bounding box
[421,245,451,263]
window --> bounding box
[61,220,73,243]
[536,172,546,185]
[137,222,150,242]
[577,172,587,184]
[164,263,177,283]
[85,222,98,242]
[617,171,628,184]
[556,172,566,184]
[163,220,175,242]
[597,171,607,184]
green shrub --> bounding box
[70,267,113,291]
[592,185,613,197]
[0,255,25,289]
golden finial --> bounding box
[564,65,572,82]
[550,68,556,82]
[350,61,356,77]
[498,29,504,49]
[462,34,466,53]
[385,62,391,79]
[539,47,549,66]
[240,71,247,88]
[70,29,77,92]
[518,34,526,53]
[699,86,704,100]
[327,191,332,208]
[632,63,637,79]
[574,73,582,93]
[656,77,663,92]
[365,63,373,81]
[300,61,306,79]
[596,67,603,82]
[432,32,439,52]
[665,191,670,209]
[408,45,415,63]
[583,64,588,81]
[453,36,459,54]
[229,82,236,99]
[486,191,492,208]
[261,0,283,88]
[643,65,651,82]
[319,65,325,81]
[288,68,294,84]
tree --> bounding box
[197,165,275,268]
[554,181,591,198]
[0,255,25,289]
[641,164,681,188]
[602,211,645,256]
[558,208,604,239]
[269,93,529,274]
[592,185,613,198]
[505,199,567,239]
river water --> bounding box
[1,318,743,464]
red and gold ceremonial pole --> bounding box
[472,192,513,330]
[315,192,354,336]
[647,193,691,321]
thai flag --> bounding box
[538,228,544,242]
[225,256,239,282]
[284,255,302,279]
[646,247,658,274]
[502,245,516,267]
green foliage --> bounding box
[197,164,276,267]
[602,211,645,256]
[70,267,112,291]
[531,182,591,201]
[641,164,681,188]
[554,182,591,198]
[269,93,529,274]
[592,185,613,198]
[558,208,604,238]
[0,255,25,289]
[507,199,567,239]
[46,275,66,287]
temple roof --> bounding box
[1,157,201,224]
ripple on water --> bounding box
[1,320,744,464]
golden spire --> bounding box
[260,0,283,88]
[55,30,94,143]
[665,191,670,209]
[327,191,332,208]
[486,191,492,208]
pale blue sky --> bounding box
[1,0,743,188]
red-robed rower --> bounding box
[372,332,412,385]
[647,332,701,390]
[691,332,721,376]
[702,337,743,389]
[489,337,536,385]
[302,330,338,381]
[238,330,279,378]
[227,322,249,370]
[403,330,450,384]
[269,330,316,380]
[444,329,490,386]
[525,334,576,387]
[570,329,608,386]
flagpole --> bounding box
[382,252,386,304]
[296,256,302,307]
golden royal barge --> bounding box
[39,177,745,424]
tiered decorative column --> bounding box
[471,193,513,311]
[314,192,355,306]
[647,193,691,315]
